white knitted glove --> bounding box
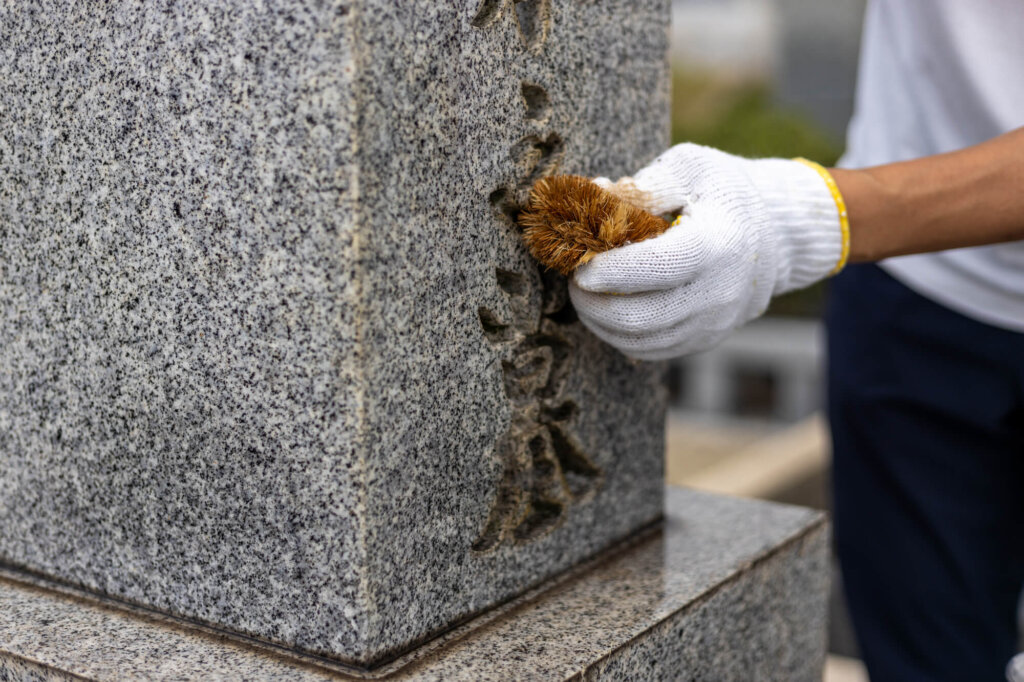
[570,143,847,360]
[1007,653,1024,682]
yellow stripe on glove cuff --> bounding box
[793,157,850,274]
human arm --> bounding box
[833,126,1024,261]
[569,128,1024,360]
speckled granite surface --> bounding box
[0,0,669,668]
[0,488,828,681]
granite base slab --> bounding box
[0,487,828,681]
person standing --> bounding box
[571,2,1024,679]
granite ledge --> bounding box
[0,487,828,681]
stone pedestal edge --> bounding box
[0,487,829,681]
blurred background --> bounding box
[662,1,866,679]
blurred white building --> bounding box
[671,0,866,137]
[670,0,780,79]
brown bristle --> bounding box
[517,175,671,276]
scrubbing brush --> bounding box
[517,175,673,276]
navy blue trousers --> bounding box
[826,263,1024,682]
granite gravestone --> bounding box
[0,0,669,667]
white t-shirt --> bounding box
[839,0,1024,332]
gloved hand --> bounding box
[569,143,848,360]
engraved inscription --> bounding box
[470,0,553,48]
[473,267,603,553]
[487,133,564,224]
[513,0,551,48]
[471,0,504,27]
[521,82,552,123]
[472,0,601,553]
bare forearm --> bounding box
[831,127,1024,262]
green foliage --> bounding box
[671,70,843,166]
